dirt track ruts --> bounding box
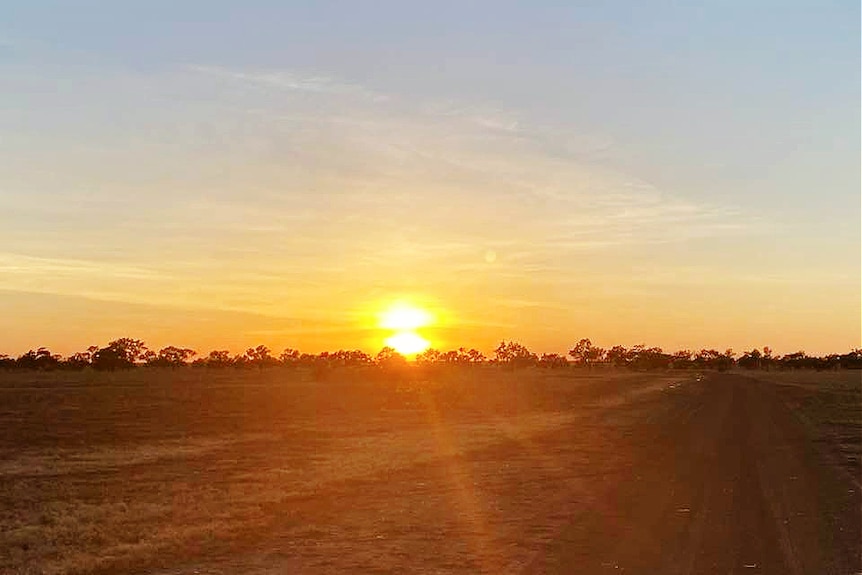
[528,373,860,574]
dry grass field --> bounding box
[746,370,861,483]
[0,367,858,574]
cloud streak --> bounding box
[0,253,163,281]
[189,65,388,102]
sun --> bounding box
[377,302,434,356]
[385,331,431,355]
[378,302,433,331]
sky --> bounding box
[0,1,859,357]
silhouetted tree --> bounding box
[91,338,149,370]
[0,354,15,369]
[670,350,694,369]
[416,347,486,367]
[778,351,816,370]
[194,350,232,368]
[494,341,538,368]
[16,348,61,370]
[416,348,442,365]
[376,346,407,368]
[629,346,671,370]
[694,349,720,369]
[723,349,736,371]
[693,348,734,371]
[539,353,569,368]
[568,338,604,368]
[297,352,322,368]
[279,348,301,366]
[761,347,774,370]
[606,345,631,368]
[452,348,486,364]
[465,348,486,364]
[244,345,277,369]
[738,349,763,370]
[328,350,373,367]
[146,346,197,368]
[838,349,862,369]
[63,348,96,370]
[91,347,127,370]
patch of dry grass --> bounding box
[0,367,692,574]
[747,370,861,481]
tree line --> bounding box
[1,337,860,371]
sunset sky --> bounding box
[1,1,859,357]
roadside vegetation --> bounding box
[1,337,860,372]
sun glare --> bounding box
[376,302,435,355]
[379,303,433,331]
[385,331,431,355]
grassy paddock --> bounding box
[746,370,861,480]
[0,367,681,574]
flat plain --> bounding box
[0,367,859,574]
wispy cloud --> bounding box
[421,100,522,133]
[0,253,190,313]
[189,65,388,102]
[2,61,768,326]
[0,253,163,281]
[184,64,753,253]
[0,252,346,322]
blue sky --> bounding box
[0,1,858,355]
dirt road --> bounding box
[527,374,861,574]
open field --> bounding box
[0,368,859,574]
[744,370,861,480]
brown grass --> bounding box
[0,367,686,574]
[744,370,861,482]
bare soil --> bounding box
[0,368,858,574]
